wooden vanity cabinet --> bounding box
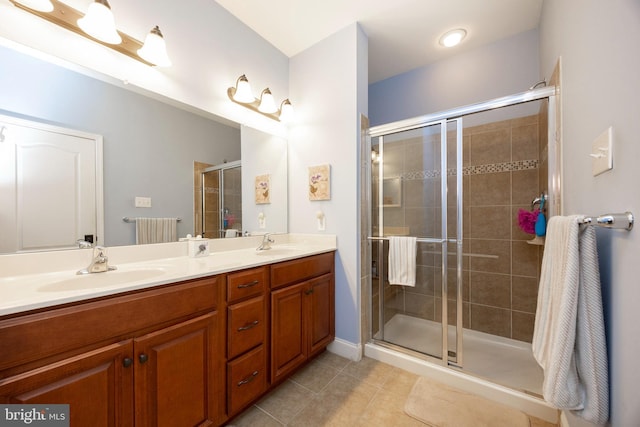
[224,267,268,419]
[0,251,335,426]
[270,253,335,384]
[0,276,221,426]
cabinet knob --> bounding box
[305,288,314,295]
[237,320,259,331]
[237,370,259,386]
[123,357,133,368]
[139,353,149,364]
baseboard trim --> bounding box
[327,338,361,361]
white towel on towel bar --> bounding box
[135,218,178,245]
[388,236,417,287]
[532,215,609,424]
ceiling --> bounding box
[215,0,544,83]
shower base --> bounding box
[366,314,556,422]
[378,313,543,395]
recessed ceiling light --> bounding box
[439,29,467,48]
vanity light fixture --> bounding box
[258,88,278,114]
[13,0,53,12]
[278,99,294,123]
[77,0,121,45]
[9,0,172,67]
[227,74,294,122]
[439,28,467,48]
[137,26,172,67]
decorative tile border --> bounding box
[382,159,539,181]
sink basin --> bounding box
[38,268,168,292]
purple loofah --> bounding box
[518,209,539,234]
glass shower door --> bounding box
[202,161,242,238]
[371,118,463,366]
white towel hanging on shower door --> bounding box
[388,236,417,287]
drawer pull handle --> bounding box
[237,371,259,386]
[237,280,259,289]
[123,357,133,368]
[305,288,314,295]
[139,353,148,364]
[238,320,259,331]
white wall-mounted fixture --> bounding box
[228,74,293,122]
[9,0,172,67]
[316,211,325,231]
[135,196,152,208]
[258,212,266,229]
[591,126,613,176]
[439,29,467,47]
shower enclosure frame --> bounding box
[202,160,241,239]
[367,85,558,370]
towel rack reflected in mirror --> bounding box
[122,217,182,223]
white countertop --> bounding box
[0,234,336,317]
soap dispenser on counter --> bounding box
[187,235,210,257]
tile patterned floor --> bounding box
[227,352,558,427]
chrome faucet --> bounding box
[77,246,117,275]
[256,233,274,251]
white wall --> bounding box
[0,0,289,137]
[288,23,368,345]
[369,29,541,126]
[539,1,640,426]
[241,125,288,235]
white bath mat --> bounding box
[404,377,531,427]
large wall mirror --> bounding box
[0,43,288,254]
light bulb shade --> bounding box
[77,0,122,45]
[232,75,254,103]
[14,0,54,12]
[137,26,171,67]
[258,88,278,114]
[279,99,294,122]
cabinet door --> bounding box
[270,282,306,383]
[0,341,134,427]
[134,313,217,427]
[307,273,335,357]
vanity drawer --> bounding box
[227,295,266,359]
[270,252,334,290]
[227,267,268,303]
[227,345,267,415]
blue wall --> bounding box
[369,29,541,126]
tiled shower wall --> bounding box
[372,114,545,343]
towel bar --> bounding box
[580,212,633,230]
[122,217,182,223]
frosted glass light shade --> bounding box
[258,88,278,114]
[77,0,122,45]
[279,99,294,122]
[232,75,254,103]
[439,29,466,48]
[15,0,54,12]
[137,26,171,67]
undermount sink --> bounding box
[38,268,168,292]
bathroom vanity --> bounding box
[0,235,336,426]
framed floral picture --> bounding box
[308,164,330,201]
[255,174,270,204]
